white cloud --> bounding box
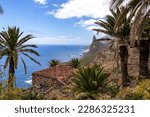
[50,0,111,19]
[34,0,47,5]
[77,19,96,27]
[26,33,89,45]
[86,25,99,31]
[76,19,99,31]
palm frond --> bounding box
[22,53,41,65]
[18,48,40,56]
[130,5,150,46]
[0,26,40,77]
[17,44,38,50]
[16,35,35,47]
[110,0,124,9]
[20,55,27,74]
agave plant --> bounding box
[72,65,110,99]
[48,59,60,67]
[69,58,80,69]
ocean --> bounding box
[0,45,85,88]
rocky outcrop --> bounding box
[89,36,106,54]
[88,36,111,54]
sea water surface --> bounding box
[0,45,85,88]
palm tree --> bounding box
[93,7,131,86]
[111,0,150,79]
[72,64,109,99]
[139,18,150,78]
[0,4,4,15]
[48,59,60,67]
[0,26,41,89]
[69,58,80,69]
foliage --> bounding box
[21,91,43,100]
[135,80,150,99]
[48,59,60,67]
[111,0,150,45]
[72,64,110,99]
[0,26,41,73]
[69,58,81,69]
[0,82,23,100]
[108,86,120,98]
[116,80,150,100]
[0,26,40,88]
[94,7,131,39]
[0,80,43,100]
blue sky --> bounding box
[0,0,110,45]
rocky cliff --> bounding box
[89,36,106,54]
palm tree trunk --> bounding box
[119,45,130,87]
[139,40,149,79]
[8,56,15,89]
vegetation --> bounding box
[48,59,60,67]
[21,91,43,100]
[69,58,80,69]
[116,80,150,100]
[72,65,110,99]
[0,26,41,89]
[111,0,150,79]
[94,7,131,86]
[0,82,43,100]
[0,0,149,100]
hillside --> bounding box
[81,39,150,86]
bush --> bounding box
[72,64,110,99]
[69,58,80,68]
[21,91,43,100]
[48,59,60,67]
[116,80,150,100]
[0,88,23,100]
[135,80,150,99]
[108,86,120,97]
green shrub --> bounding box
[108,86,120,97]
[135,79,150,99]
[0,88,23,100]
[0,80,23,100]
[48,59,60,67]
[72,64,110,99]
[69,58,80,68]
[116,80,150,100]
[21,91,43,100]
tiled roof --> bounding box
[32,65,73,79]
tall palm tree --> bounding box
[111,0,150,79]
[0,4,4,15]
[111,0,150,41]
[0,26,41,89]
[139,18,150,78]
[93,7,131,86]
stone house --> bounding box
[32,65,73,90]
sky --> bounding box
[0,0,111,45]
